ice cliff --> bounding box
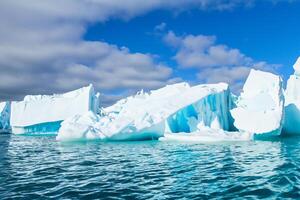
[283,57,300,135]
[10,84,100,134]
[0,102,10,133]
[230,69,284,138]
[57,82,234,141]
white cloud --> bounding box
[164,31,281,92]
[197,62,281,93]
[0,0,183,103]
[164,31,252,68]
[154,22,167,32]
[0,40,173,97]
[196,66,251,92]
[0,0,286,103]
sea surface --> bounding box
[1,134,300,199]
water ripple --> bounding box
[1,135,300,199]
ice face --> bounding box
[10,84,100,134]
[165,86,233,133]
[293,56,300,76]
[283,58,300,135]
[230,69,284,138]
[56,112,103,141]
[0,102,10,133]
[57,82,234,141]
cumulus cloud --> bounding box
[0,39,172,99]
[0,0,286,104]
[0,0,178,102]
[163,31,281,93]
[164,31,252,68]
[197,62,281,93]
[154,22,167,32]
[196,66,251,92]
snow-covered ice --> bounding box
[0,102,10,133]
[230,69,284,138]
[160,129,253,142]
[10,84,100,134]
[283,57,300,135]
[57,82,235,141]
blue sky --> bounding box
[85,1,300,80]
[0,0,300,105]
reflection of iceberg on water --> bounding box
[229,141,284,177]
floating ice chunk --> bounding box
[0,102,10,133]
[160,129,253,142]
[57,111,164,141]
[11,84,100,134]
[57,112,103,141]
[230,69,284,138]
[283,57,300,135]
[57,82,233,141]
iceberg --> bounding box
[283,57,300,135]
[0,102,10,133]
[10,84,100,134]
[57,82,234,141]
[230,69,284,138]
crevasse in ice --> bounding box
[10,84,100,134]
[230,69,284,138]
[283,57,300,135]
[0,102,10,133]
[57,82,235,141]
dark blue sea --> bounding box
[1,134,300,199]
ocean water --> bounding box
[1,134,300,199]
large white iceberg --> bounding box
[10,84,100,134]
[230,69,284,138]
[57,82,235,141]
[283,57,300,135]
[0,102,10,133]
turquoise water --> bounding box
[1,134,300,199]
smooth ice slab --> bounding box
[230,69,284,138]
[0,102,10,133]
[160,129,253,143]
[11,84,100,134]
[283,57,300,135]
[57,82,233,141]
